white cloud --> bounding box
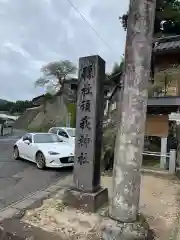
[0,0,129,100]
[2,41,31,58]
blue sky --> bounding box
[0,0,129,101]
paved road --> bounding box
[0,130,72,210]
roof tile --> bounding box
[154,35,180,52]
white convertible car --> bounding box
[13,133,74,169]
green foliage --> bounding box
[67,103,76,127]
[0,99,33,114]
[0,99,8,105]
[43,92,55,104]
[111,63,121,76]
[44,93,54,100]
[112,58,124,75]
[107,57,124,83]
[35,60,77,94]
[120,0,180,35]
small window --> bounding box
[22,135,28,141]
[23,134,32,143]
[28,135,32,143]
[58,129,69,138]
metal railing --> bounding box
[143,150,169,157]
[143,149,176,174]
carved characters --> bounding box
[76,61,95,165]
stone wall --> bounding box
[14,95,74,131]
[28,95,68,131]
[14,107,42,130]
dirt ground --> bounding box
[22,174,180,240]
[102,174,180,239]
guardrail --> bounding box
[143,149,176,174]
[0,124,13,136]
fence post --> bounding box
[160,137,167,169]
[0,124,2,136]
[169,149,176,174]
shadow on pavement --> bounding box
[0,218,62,240]
[0,218,156,240]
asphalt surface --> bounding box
[0,129,72,210]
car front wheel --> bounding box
[36,152,46,170]
[13,146,19,160]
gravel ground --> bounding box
[20,174,180,240]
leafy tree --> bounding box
[9,100,33,113]
[111,57,124,77]
[35,60,77,94]
[121,0,180,35]
[0,100,33,113]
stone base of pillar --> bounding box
[62,187,108,213]
[101,214,153,240]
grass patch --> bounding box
[142,155,160,168]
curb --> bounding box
[103,168,176,179]
[140,168,176,179]
[0,175,72,222]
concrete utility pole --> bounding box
[110,0,156,223]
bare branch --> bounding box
[35,60,77,93]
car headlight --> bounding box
[48,151,60,155]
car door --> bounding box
[27,135,38,162]
[20,134,30,159]
[57,129,69,143]
[21,134,33,160]
[25,134,35,160]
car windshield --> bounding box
[66,129,76,137]
[33,134,62,143]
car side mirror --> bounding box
[57,136,63,142]
[24,140,31,145]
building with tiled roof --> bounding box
[108,35,180,114]
[153,35,180,54]
[152,35,180,99]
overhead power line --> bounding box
[65,0,115,55]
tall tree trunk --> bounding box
[109,0,156,222]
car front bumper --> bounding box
[45,155,74,168]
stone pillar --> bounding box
[160,137,167,169]
[101,0,156,238]
[63,55,108,212]
[110,0,156,223]
[169,150,176,174]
